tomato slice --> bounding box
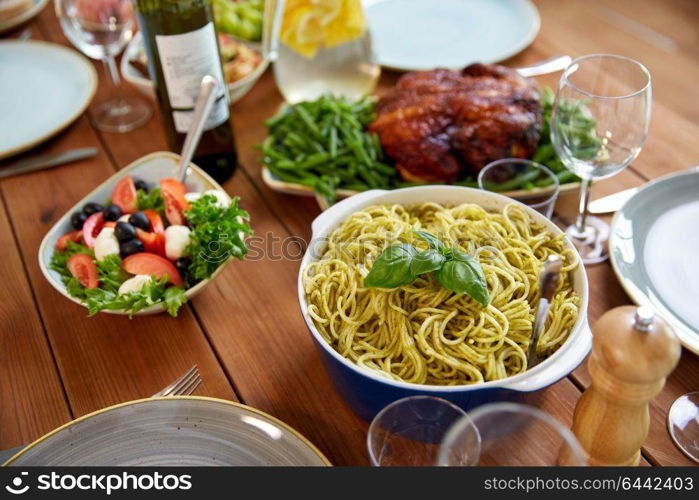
[67,253,99,289]
[56,230,83,251]
[160,178,190,226]
[136,228,166,257]
[112,176,137,214]
[122,252,183,287]
[82,212,104,248]
[103,221,116,229]
[142,209,165,233]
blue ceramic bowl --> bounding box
[298,186,591,421]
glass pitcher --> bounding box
[265,0,380,103]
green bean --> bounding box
[258,94,399,205]
[483,170,540,192]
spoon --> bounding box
[517,56,572,78]
[176,75,220,183]
[527,255,563,368]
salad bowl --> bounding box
[39,151,241,316]
[297,185,591,420]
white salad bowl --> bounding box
[297,185,591,420]
[39,151,237,316]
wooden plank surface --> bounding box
[0,197,72,448]
[0,11,238,424]
[0,0,696,467]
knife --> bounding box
[0,147,98,179]
[588,187,639,214]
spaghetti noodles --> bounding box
[303,202,580,385]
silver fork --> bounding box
[152,365,202,397]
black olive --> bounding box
[134,179,149,192]
[175,257,191,274]
[70,211,87,230]
[82,202,104,215]
[129,211,150,231]
[103,204,122,222]
[115,221,137,242]
[120,238,144,257]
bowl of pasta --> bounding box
[298,185,590,421]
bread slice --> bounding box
[0,0,34,23]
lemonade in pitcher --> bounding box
[273,0,380,103]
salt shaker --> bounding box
[565,306,681,466]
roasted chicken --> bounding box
[369,63,542,183]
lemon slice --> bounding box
[281,0,367,58]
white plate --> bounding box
[0,40,97,160]
[609,167,699,355]
[0,0,48,34]
[262,165,581,202]
[364,0,540,71]
[4,397,330,466]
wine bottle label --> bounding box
[155,22,229,134]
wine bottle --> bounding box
[134,0,237,183]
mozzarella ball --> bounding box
[165,225,192,260]
[118,275,152,295]
[94,227,120,261]
[118,214,130,223]
[184,192,201,204]
[203,189,231,208]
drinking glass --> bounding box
[55,0,151,132]
[270,0,381,103]
[478,159,560,219]
[667,392,699,463]
[551,54,651,264]
[438,402,587,466]
[367,396,473,466]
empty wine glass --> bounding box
[367,396,474,466]
[55,0,151,132]
[667,392,699,463]
[438,402,587,466]
[551,54,651,264]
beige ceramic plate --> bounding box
[38,151,243,316]
[4,396,330,466]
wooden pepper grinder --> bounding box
[565,306,681,466]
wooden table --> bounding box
[1,0,697,466]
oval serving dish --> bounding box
[38,151,239,316]
[297,185,591,420]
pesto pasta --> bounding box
[303,202,580,385]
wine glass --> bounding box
[367,396,473,466]
[438,402,587,466]
[551,54,651,264]
[478,159,560,219]
[55,0,151,132]
[667,392,699,463]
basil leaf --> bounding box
[435,252,490,306]
[364,244,418,289]
[410,249,446,276]
[414,230,444,250]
